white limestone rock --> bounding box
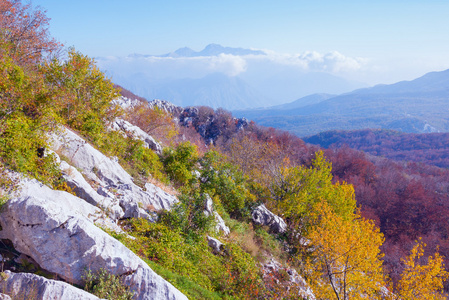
[51,127,133,186]
[207,236,224,254]
[252,204,287,234]
[59,161,124,220]
[148,99,183,115]
[262,258,315,300]
[112,96,141,110]
[51,127,178,219]
[203,194,230,236]
[123,267,188,300]
[112,118,162,154]
[0,294,11,300]
[0,194,140,285]
[0,271,101,300]
[213,212,230,236]
[0,181,187,299]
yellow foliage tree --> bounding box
[393,238,449,300]
[126,102,178,145]
[304,202,386,300]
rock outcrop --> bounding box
[112,118,162,154]
[59,160,124,221]
[207,236,225,254]
[252,204,287,234]
[0,177,187,300]
[262,258,315,300]
[0,271,101,300]
[203,194,230,236]
[148,99,183,115]
[50,127,178,221]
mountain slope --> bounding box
[115,72,273,109]
[234,68,449,136]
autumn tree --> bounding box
[43,48,120,138]
[273,151,356,236]
[125,102,177,145]
[303,202,386,300]
[0,0,60,65]
[393,238,449,300]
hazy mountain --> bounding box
[161,43,266,57]
[233,93,334,120]
[113,72,273,109]
[97,44,367,110]
[233,68,449,137]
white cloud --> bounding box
[96,49,366,81]
[207,54,247,76]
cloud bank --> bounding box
[96,48,366,80]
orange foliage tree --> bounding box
[0,0,60,65]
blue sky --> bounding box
[33,0,449,84]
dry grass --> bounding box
[146,176,179,197]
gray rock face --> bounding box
[148,99,183,115]
[203,194,230,236]
[112,96,142,110]
[51,127,178,219]
[123,267,187,300]
[51,127,133,186]
[0,271,101,300]
[0,179,187,299]
[112,118,162,154]
[252,204,287,234]
[262,258,315,300]
[207,236,224,254]
[0,193,142,285]
[60,161,124,221]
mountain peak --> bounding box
[162,44,266,58]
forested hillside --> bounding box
[305,129,449,169]
[0,1,448,299]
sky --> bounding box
[33,0,449,85]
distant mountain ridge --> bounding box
[233,68,449,136]
[98,44,367,110]
[162,44,267,57]
[129,44,267,58]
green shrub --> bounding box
[117,218,266,299]
[162,141,199,188]
[83,268,133,300]
[200,150,255,218]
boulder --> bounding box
[207,236,224,254]
[60,161,124,220]
[123,267,187,300]
[112,118,162,154]
[203,194,230,236]
[0,294,11,300]
[0,179,187,299]
[252,204,287,234]
[262,258,315,300]
[51,127,178,219]
[0,271,101,300]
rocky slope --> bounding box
[0,125,188,299]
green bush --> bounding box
[162,141,199,188]
[200,150,255,218]
[117,218,265,299]
[83,268,133,300]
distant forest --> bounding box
[304,129,449,169]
